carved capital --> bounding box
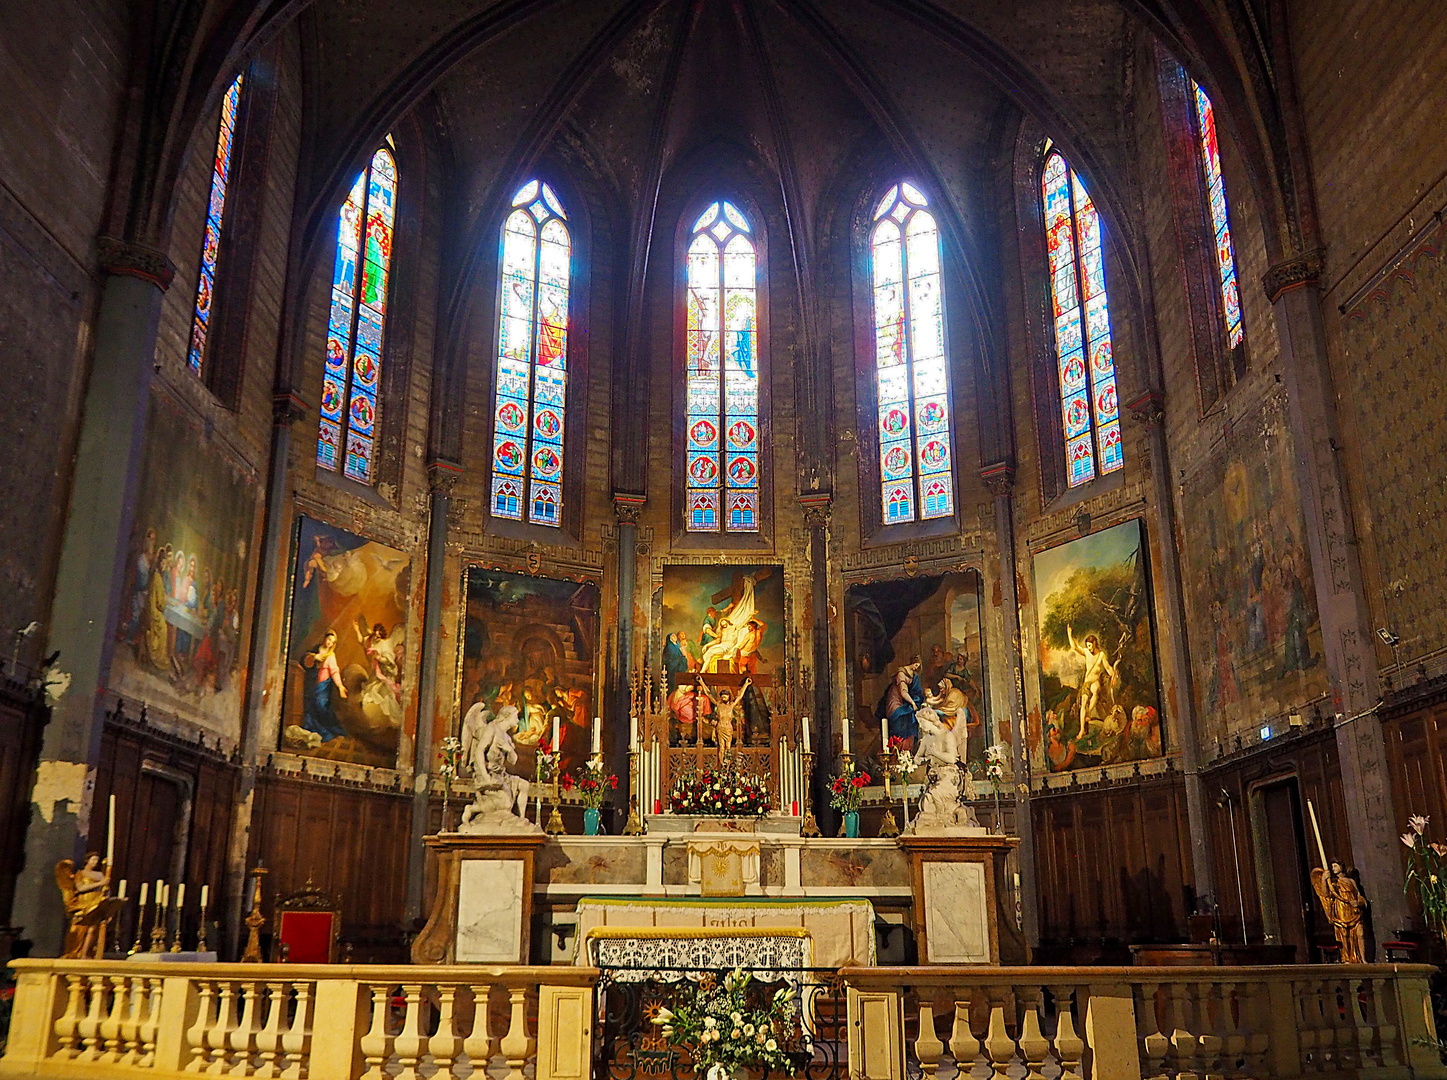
[1262,249,1325,303]
[613,492,646,524]
[97,236,175,291]
[428,459,463,496]
[799,491,833,527]
[979,462,1015,498]
[272,391,307,426]
[1126,390,1166,427]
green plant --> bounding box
[652,968,805,1076]
[1402,814,1447,937]
[567,754,618,811]
[827,761,870,814]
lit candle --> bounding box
[880,717,889,753]
[653,799,662,814]
[200,885,209,908]
[791,801,799,817]
[137,882,148,910]
[106,794,116,869]
[176,883,185,911]
[117,879,127,900]
[802,717,811,754]
[552,716,561,753]
[592,716,602,755]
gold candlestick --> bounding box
[878,747,900,838]
[623,747,646,835]
[241,867,268,963]
[800,749,821,838]
[148,891,167,953]
[196,898,209,954]
[546,774,566,835]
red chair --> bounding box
[274,879,340,964]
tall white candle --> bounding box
[176,883,185,911]
[117,879,127,900]
[154,879,163,904]
[842,714,851,755]
[881,717,890,752]
[106,794,116,868]
[802,717,811,754]
[552,715,561,753]
[200,885,209,908]
[160,884,170,908]
[137,882,148,910]
[592,716,602,754]
[629,711,638,750]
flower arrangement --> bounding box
[564,754,618,810]
[535,744,558,785]
[652,967,804,1078]
[668,764,771,818]
[1401,814,1447,938]
[886,736,917,781]
[437,736,463,785]
[828,761,871,814]
[984,743,1009,784]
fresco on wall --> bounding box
[111,392,258,742]
[660,564,785,746]
[1032,519,1164,773]
[458,568,600,778]
[845,570,989,769]
[280,517,410,768]
[1179,418,1324,743]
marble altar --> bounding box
[899,833,1023,964]
[412,833,546,964]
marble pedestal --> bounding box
[412,833,546,964]
[899,833,1023,965]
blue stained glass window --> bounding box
[491,181,570,526]
[317,141,397,483]
[1042,150,1124,487]
[187,74,243,375]
[686,202,759,532]
[1191,81,1244,349]
[870,183,955,524]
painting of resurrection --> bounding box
[660,564,785,746]
[1033,519,1164,773]
[845,570,988,768]
[280,516,410,768]
[111,392,257,742]
[458,569,600,777]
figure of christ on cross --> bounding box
[676,670,771,750]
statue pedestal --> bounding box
[899,833,1023,965]
[412,833,547,964]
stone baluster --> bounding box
[1017,1003,1050,1080]
[1214,981,1246,1078]
[950,998,980,1077]
[1300,977,1328,1073]
[429,984,462,1080]
[206,981,237,1074]
[983,1005,1015,1079]
[279,981,311,1080]
[1193,980,1222,1078]
[253,982,287,1078]
[1368,976,1400,1069]
[99,974,130,1062]
[229,978,261,1075]
[1243,980,1272,1077]
[392,983,427,1080]
[187,981,217,1072]
[359,984,395,1080]
[915,1002,945,1078]
[53,973,85,1061]
[1342,975,1372,1069]
[1135,982,1169,1080]
[119,976,146,1065]
[500,986,532,1080]
[138,977,163,1069]
[1053,1003,1086,1080]
[76,974,108,1062]
[463,983,494,1071]
[1166,981,1199,1080]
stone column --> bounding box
[1265,253,1405,937]
[1126,392,1216,912]
[613,493,645,826]
[980,463,1039,946]
[406,461,460,921]
[13,238,174,952]
[224,390,305,956]
[799,492,834,835]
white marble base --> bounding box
[921,860,990,963]
[456,859,524,962]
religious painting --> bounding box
[457,568,600,778]
[111,391,258,742]
[845,570,988,770]
[1032,519,1164,773]
[659,564,785,746]
[1178,413,1325,743]
[279,516,411,768]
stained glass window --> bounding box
[491,180,570,527]
[187,73,243,375]
[1042,150,1123,488]
[685,201,759,532]
[870,183,954,524]
[1191,81,1244,349]
[317,141,397,484]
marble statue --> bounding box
[458,702,540,834]
[907,704,981,834]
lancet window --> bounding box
[1190,81,1244,350]
[187,74,243,376]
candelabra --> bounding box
[623,745,646,835]
[241,866,268,963]
[546,770,566,835]
[148,890,167,953]
[878,746,901,838]
[799,749,821,838]
[196,894,209,954]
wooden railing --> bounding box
[3,959,1444,1079]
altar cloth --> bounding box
[573,895,876,966]
[583,926,813,980]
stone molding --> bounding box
[1125,390,1166,427]
[799,490,833,526]
[612,492,646,524]
[428,459,463,496]
[979,462,1015,498]
[97,236,175,291]
[1262,248,1325,303]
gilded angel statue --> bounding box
[55,853,122,959]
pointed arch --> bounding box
[317,141,398,484]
